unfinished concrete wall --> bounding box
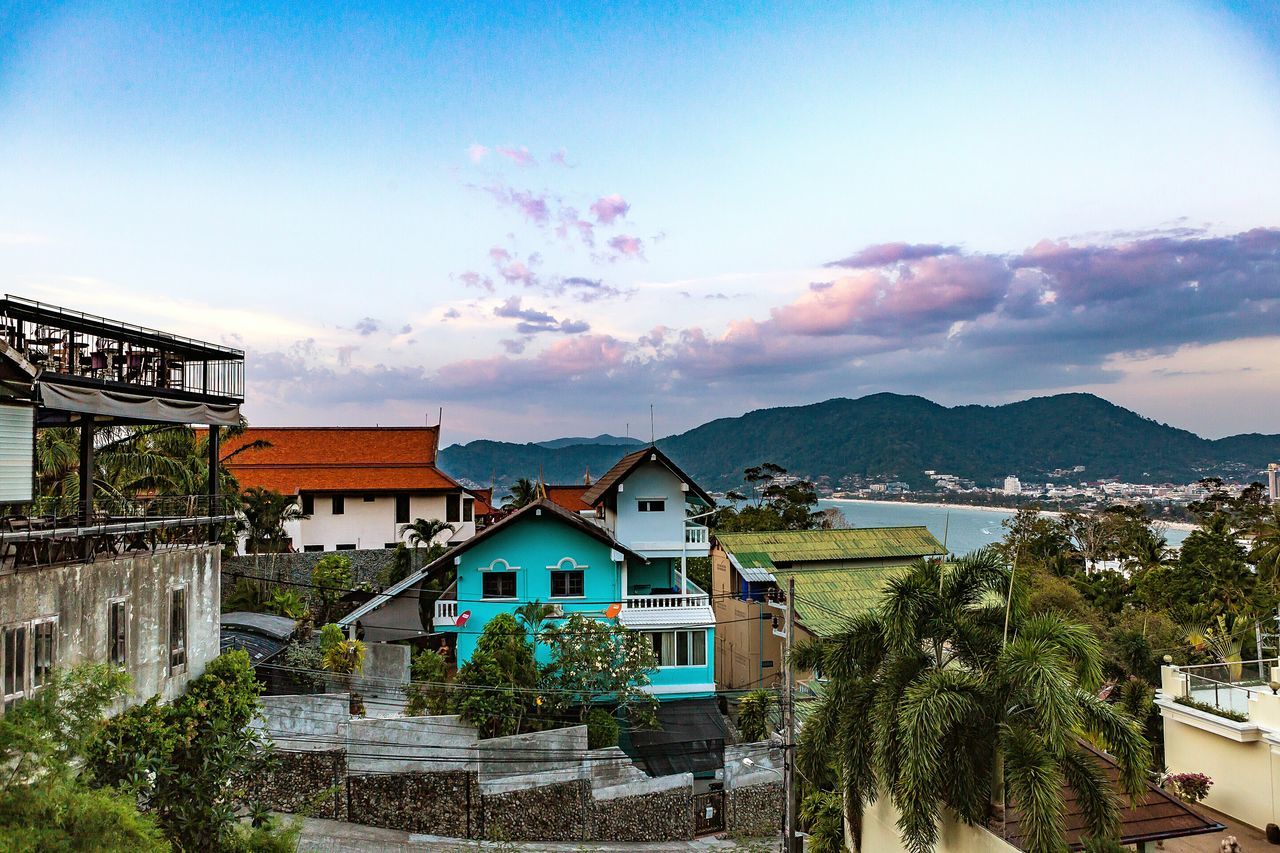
[255,693,349,750]
[346,714,478,774]
[478,725,588,793]
[0,545,221,704]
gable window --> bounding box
[446,493,461,523]
[31,618,56,692]
[551,569,585,598]
[2,624,26,712]
[463,497,474,522]
[395,495,410,524]
[169,587,187,674]
[646,629,707,667]
[637,498,665,513]
[109,600,128,667]
[482,572,517,599]
[301,494,314,515]
[331,495,345,515]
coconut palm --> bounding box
[502,477,539,510]
[401,517,455,550]
[794,549,1149,853]
[1249,504,1280,592]
[515,600,555,657]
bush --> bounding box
[312,554,354,623]
[265,589,310,620]
[224,576,267,613]
[1172,695,1248,722]
[405,649,452,716]
[1165,771,1213,803]
[736,689,778,743]
[587,709,619,749]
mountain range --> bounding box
[438,393,1280,493]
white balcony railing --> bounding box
[434,599,458,626]
[623,590,711,610]
[685,524,709,546]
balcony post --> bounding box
[207,425,220,544]
[78,418,93,525]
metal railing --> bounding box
[0,495,234,569]
[1176,660,1278,720]
[622,581,711,610]
[0,295,244,401]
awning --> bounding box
[38,379,240,426]
[625,698,729,777]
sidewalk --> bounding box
[297,817,780,852]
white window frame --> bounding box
[636,497,666,513]
[548,557,587,599]
[2,622,28,712]
[108,597,129,668]
[647,629,708,668]
[168,585,188,675]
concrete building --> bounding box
[0,295,240,711]
[221,426,481,552]
[1003,475,1022,495]
[710,528,945,690]
[1158,661,1280,832]
[1269,462,1278,502]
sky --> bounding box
[2,1,1278,444]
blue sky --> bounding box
[2,1,1278,443]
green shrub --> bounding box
[265,589,310,620]
[586,709,620,749]
[736,689,778,743]
[1172,695,1248,722]
[312,554,354,623]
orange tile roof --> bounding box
[544,485,593,513]
[471,487,498,517]
[222,427,459,494]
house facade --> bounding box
[346,446,717,700]
[710,527,946,690]
[221,426,481,553]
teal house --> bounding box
[352,447,717,701]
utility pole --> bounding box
[783,576,796,853]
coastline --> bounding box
[821,497,1197,532]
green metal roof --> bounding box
[715,527,946,636]
[715,526,945,567]
[773,563,916,636]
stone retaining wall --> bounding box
[347,770,476,837]
[247,749,346,820]
[481,779,589,842]
[587,784,694,842]
[727,780,784,837]
[222,550,398,600]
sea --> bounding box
[818,499,1192,556]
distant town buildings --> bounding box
[1270,462,1278,501]
[1003,475,1022,496]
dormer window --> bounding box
[637,498,665,512]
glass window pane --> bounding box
[692,630,706,666]
[677,630,689,666]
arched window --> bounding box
[548,557,587,598]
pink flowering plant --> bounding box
[1165,772,1213,803]
[539,612,658,724]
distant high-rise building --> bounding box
[1269,463,1279,502]
[1003,475,1022,496]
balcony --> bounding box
[0,495,235,571]
[628,524,711,558]
[433,584,459,628]
[618,582,715,629]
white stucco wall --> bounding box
[859,798,1015,853]
[612,461,688,550]
[268,493,475,553]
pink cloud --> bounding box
[483,187,550,225]
[496,146,536,167]
[590,194,630,225]
[549,148,571,167]
[827,242,960,269]
[606,234,644,260]
[467,144,489,164]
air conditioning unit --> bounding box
[548,604,566,617]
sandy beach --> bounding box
[824,497,1198,532]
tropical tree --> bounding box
[736,688,779,742]
[399,517,455,572]
[539,612,658,722]
[1248,503,1280,593]
[794,550,1149,853]
[502,477,540,510]
[239,486,307,583]
[515,599,555,658]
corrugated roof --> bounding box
[580,446,715,507]
[715,527,946,563]
[772,563,916,636]
[999,743,1224,850]
[222,426,460,494]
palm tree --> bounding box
[502,477,539,510]
[239,486,307,582]
[399,517,456,572]
[515,600,555,658]
[794,549,1149,853]
[1248,504,1280,592]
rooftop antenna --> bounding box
[649,404,655,445]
